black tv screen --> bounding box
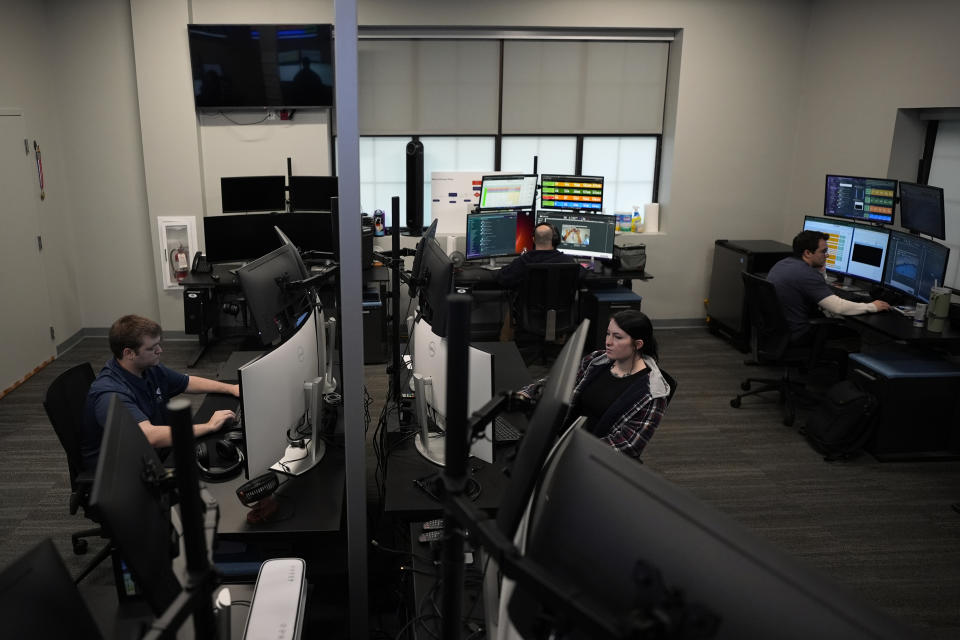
[188,24,334,109]
[289,176,338,211]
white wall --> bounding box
[4,0,960,349]
[784,0,960,237]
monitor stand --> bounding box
[482,257,500,270]
[415,430,447,467]
[270,438,326,476]
[414,374,446,466]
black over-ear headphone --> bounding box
[196,436,245,481]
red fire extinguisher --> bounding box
[171,245,189,281]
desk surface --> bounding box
[196,392,345,539]
[846,311,960,346]
[383,341,531,520]
[456,264,651,290]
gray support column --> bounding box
[332,1,368,636]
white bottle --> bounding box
[631,205,644,232]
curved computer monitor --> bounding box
[898,181,946,240]
[239,306,323,477]
[495,319,589,539]
[479,174,538,212]
[237,242,311,345]
[883,230,950,304]
[89,394,182,616]
[824,174,897,225]
[508,427,917,639]
[539,174,604,212]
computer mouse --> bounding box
[211,273,220,281]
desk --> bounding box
[383,341,531,521]
[179,263,339,366]
[194,392,345,540]
[454,265,652,340]
[845,311,960,349]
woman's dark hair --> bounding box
[610,309,658,361]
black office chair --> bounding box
[43,362,111,584]
[515,263,582,364]
[729,272,841,426]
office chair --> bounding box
[515,263,582,364]
[729,272,841,426]
[43,362,111,584]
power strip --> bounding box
[242,558,307,640]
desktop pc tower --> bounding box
[183,288,217,335]
[706,239,792,351]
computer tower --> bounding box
[581,288,643,352]
[706,239,791,351]
[183,288,216,335]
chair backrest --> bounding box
[43,362,96,485]
[518,262,582,338]
[660,367,678,406]
[740,272,792,362]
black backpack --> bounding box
[800,380,879,461]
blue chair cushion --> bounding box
[850,351,960,379]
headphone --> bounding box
[196,433,245,481]
[535,223,561,248]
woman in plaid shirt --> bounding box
[518,310,671,459]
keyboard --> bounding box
[494,416,522,443]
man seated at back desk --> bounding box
[766,231,889,372]
[496,222,580,289]
[81,314,239,471]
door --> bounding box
[0,112,55,392]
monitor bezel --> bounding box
[464,210,522,260]
[478,174,538,212]
[898,181,946,240]
[823,174,897,225]
[539,174,605,213]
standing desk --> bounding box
[383,341,532,521]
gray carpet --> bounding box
[1,328,958,637]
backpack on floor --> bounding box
[800,380,879,461]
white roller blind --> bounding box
[928,120,960,288]
[501,41,669,134]
[358,40,500,134]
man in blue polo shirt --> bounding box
[81,314,239,471]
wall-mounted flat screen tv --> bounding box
[188,24,334,109]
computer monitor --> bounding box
[221,175,287,213]
[289,175,338,212]
[824,174,897,225]
[507,427,916,639]
[237,242,311,345]
[536,211,618,260]
[89,394,182,616]
[882,231,950,304]
[0,539,103,637]
[898,181,946,240]
[465,210,519,261]
[802,215,856,275]
[239,307,324,477]
[845,223,890,284]
[412,235,455,338]
[539,174,604,212]
[204,212,336,263]
[496,319,589,539]
[478,174,538,211]
[410,317,494,465]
